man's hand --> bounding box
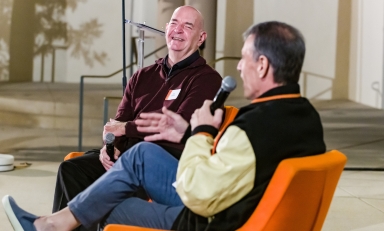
[190,100,223,131]
[99,145,121,171]
[103,119,126,139]
[136,106,189,143]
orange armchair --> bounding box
[103,150,347,231]
[238,150,347,231]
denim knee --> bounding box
[120,142,162,162]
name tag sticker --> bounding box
[165,89,181,100]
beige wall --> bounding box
[253,0,340,100]
[186,0,217,63]
[349,0,384,109]
[333,0,351,100]
[31,0,161,83]
[216,0,254,99]
[4,0,164,84]
[5,0,384,109]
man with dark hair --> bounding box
[3,21,325,231]
[168,21,325,230]
[244,21,305,84]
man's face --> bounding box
[165,7,205,55]
[237,35,261,100]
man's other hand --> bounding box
[103,119,126,139]
[99,145,121,171]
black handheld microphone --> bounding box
[210,76,237,115]
[105,133,116,162]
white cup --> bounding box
[0,154,14,172]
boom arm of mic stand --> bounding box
[125,20,165,69]
[125,20,165,36]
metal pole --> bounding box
[382,1,384,109]
[129,0,134,78]
[125,20,165,70]
[51,49,55,83]
[138,29,145,69]
[103,97,109,126]
[103,96,121,126]
[78,76,84,151]
[122,0,127,95]
[40,52,44,82]
[130,37,134,77]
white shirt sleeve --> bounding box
[176,125,256,217]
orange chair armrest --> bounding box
[64,152,85,161]
[104,224,170,231]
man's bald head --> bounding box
[172,6,204,31]
[165,5,207,64]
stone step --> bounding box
[0,110,103,133]
[0,82,122,132]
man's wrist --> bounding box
[180,124,192,144]
[192,125,218,138]
[121,122,127,137]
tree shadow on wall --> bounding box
[67,18,107,67]
[0,0,12,81]
[6,0,107,82]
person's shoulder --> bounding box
[191,56,215,71]
[233,102,279,126]
[188,57,221,78]
[133,58,163,76]
[142,58,163,71]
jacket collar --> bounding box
[251,83,301,104]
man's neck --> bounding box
[167,50,195,67]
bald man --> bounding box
[45,5,220,231]
[1,5,223,231]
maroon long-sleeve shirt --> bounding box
[114,52,222,159]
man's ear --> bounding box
[257,55,270,79]
[198,31,207,46]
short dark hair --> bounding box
[243,21,305,84]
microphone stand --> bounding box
[125,20,165,71]
[122,0,127,95]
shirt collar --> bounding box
[163,50,200,77]
[259,83,300,98]
[251,83,301,104]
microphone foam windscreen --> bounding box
[105,133,115,144]
[222,76,237,92]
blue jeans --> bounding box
[68,142,184,229]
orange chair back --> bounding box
[237,150,347,231]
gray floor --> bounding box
[0,82,384,230]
